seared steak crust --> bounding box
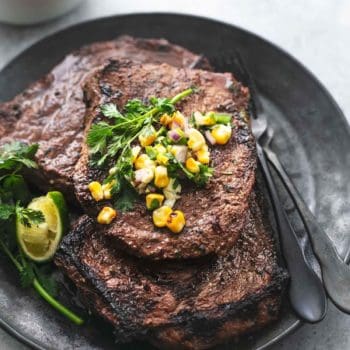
[55,191,288,349]
[0,36,209,200]
[74,61,256,260]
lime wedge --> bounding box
[17,191,68,262]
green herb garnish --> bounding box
[167,154,213,186]
[113,177,139,212]
[0,142,83,325]
[16,205,45,227]
[87,88,194,168]
[0,142,38,174]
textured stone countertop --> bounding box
[0,1,349,349]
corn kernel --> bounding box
[211,125,232,145]
[193,111,215,126]
[166,210,186,233]
[202,115,216,126]
[131,145,141,162]
[153,206,173,227]
[97,206,117,225]
[186,157,200,173]
[88,181,104,202]
[102,180,116,200]
[195,144,210,164]
[187,128,205,151]
[135,154,156,170]
[156,153,169,165]
[139,126,156,147]
[154,166,170,188]
[146,193,165,210]
[160,113,172,126]
[171,111,186,129]
[154,144,166,154]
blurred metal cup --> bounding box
[0,0,84,25]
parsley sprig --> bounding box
[0,142,83,325]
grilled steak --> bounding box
[1,36,288,349]
[55,190,288,349]
[0,36,210,200]
[74,60,256,260]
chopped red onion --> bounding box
[171,145,188,163]
[168,129,181,142]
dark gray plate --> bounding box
[0,13,349,350]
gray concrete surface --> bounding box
[0,1,349,349]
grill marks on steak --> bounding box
[152,296,281,350]
[0,36,209,199]
[74,61,256,260]
[55,191,288,349]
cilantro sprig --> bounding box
[16,205,45,227]
[0,142,83,325]
[0,142,38,174]
[87,88,194,168]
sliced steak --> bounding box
[0,36,210,200]
[55,191,288,349]
[74,60,256,259]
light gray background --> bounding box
[0,1,349,349]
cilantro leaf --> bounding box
[2,174,31,205]
[124,98,151,115]
[100,103,124,119]
[87,122,113,156]
[0,142,38,172]
[1,142,38,159]
[114,179,139,212]
[0,204,15,220]
[16,206,45,228]
[149,97,175,114]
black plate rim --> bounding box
[0,12,349,350]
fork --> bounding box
[232,52,350,315]
[212,52,327,322]
[262,127,350,314]
[231,52,350,315]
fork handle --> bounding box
[263,146,349,299]
[257,143,327,322]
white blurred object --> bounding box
[0,0,84,25]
